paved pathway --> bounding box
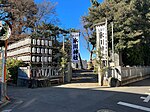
[71,70,98,83]
[1,70,150,112]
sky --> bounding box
[34,0,103,61]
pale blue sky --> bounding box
[35,0,103,61]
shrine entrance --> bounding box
[72,69,98,84]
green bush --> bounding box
[7,58,26,84]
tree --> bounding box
[35,0,58,25]
[2,0,58,43]
[81,0,100,68]
[7,58,26,84]
[81,25,96,69]
[1,0,37,43]
[0,1,12,21]
[32,21,73,66]
[95,48,107,86]
[82,0,150,66]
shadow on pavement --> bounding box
[1,80,150,112]
[124,78,150,87]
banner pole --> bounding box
[106,19,109,67]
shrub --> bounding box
[7,58,26,84]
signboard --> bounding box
[96,20,108,61]
[71,32,80,62]
[0,21,11,41]
[18,67,30,79]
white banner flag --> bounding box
[71,32,80,62]
[96,20,108,61]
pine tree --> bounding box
[82,0,150,66]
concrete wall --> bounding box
[111,66,150,85]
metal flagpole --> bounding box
[106,19,109,67]
[62,34,65,83]
[111,22,115,78]
[63,35,65,52]
[111,22,115,63]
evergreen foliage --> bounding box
[7,58,26,84]
[82,0,150,66]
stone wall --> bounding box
[110,66,150,85]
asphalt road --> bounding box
[1,78,150,112]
